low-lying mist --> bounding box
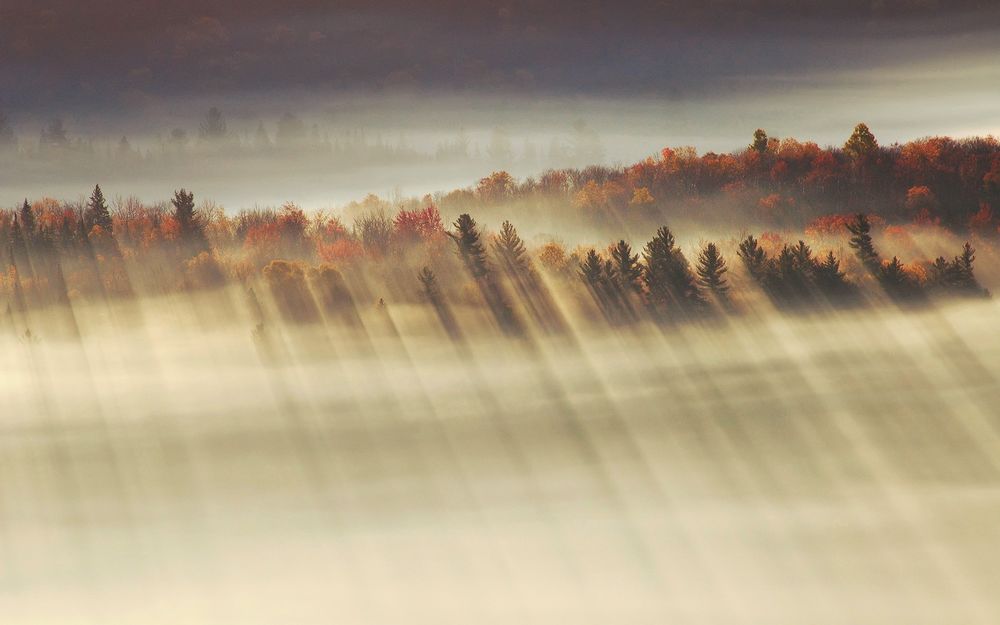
[3,287,1000,624]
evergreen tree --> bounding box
[171,189,206,243]
[418,266,463,342]
[790,240,815,275]
[929,256,955,288]
[609,239,642,294]
[450,213,520,334]
[696,242,729,296]
[418,266,441,301]
[642,226,703,315]
[451,214,490,279]
[846,213,879,271]
[954,242,976,287]
[880,257,915,297]
[750,129,769,154]
[813,251,856,302]
[737,234,768,279]
[85,184,113,233]
[949,242,986,295]
[579,249,605,287]
[814,251,847,290]
[19,199,35,242]
[492,220,529,275]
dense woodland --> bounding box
[2,124,997,339]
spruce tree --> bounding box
[579,249,605,288]
[737,234,768,279]
[172,189,198,236]
[609,239,642,294]
[642,226,703,314]
[19,199,34,242]
[696,242,729,296]
[492,220,529,275]
[879,257,924,302]
[85,184,113,233]
[451,214,490,279]
[450,213,520,334]
[846,213,879,272]
[814,251,848,291]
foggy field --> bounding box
[3,293,1000,624]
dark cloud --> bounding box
[1,0,998,115]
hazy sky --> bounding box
[2,1,999,207]
[3,0,999,115]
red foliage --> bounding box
[393,203,444,244]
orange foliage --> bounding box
[317,238,364,264]
[476,171,515,202]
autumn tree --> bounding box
[843,123,878,161]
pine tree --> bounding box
[696,242,729,296]
[642,226,703,315]
[790,240,815,275]
[879,256,923,302]
[813,251,855,302]
[737,234,768,279]
[846,213,879,272]
[814,251,846,288]
[579,249,605,287]
[950,242,986,295]
[929,256,955,288]
[450,213,520,334]
[418,266,441,301]
[18,199,34,242]
[609,239,642,294]
[451,214,490,279]
[954,242,976,287]
[492,220,529,275]
[85,184,113,233]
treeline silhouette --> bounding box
[0,175,990,342]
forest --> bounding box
[2,123,998,341]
